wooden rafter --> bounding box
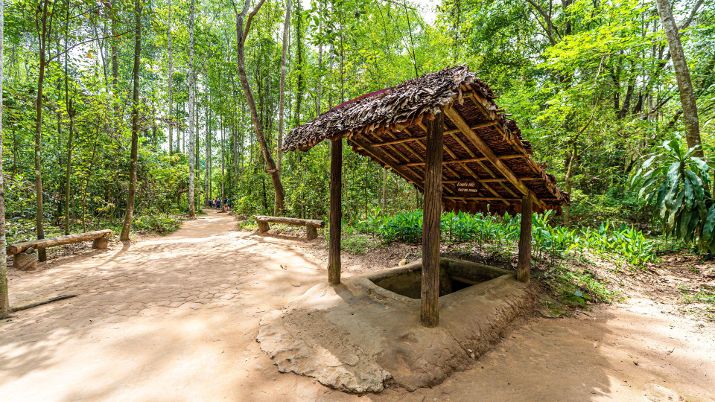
[443,106,546,210]
[415,121,508,205]
[400,154,523,167]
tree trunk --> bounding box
[34,0,52,262]
[167,0,173,153]
[120,0,142,241]
[187,0,196,218]
[63,0,75,235]
[655,0,702,156]
[1,0,9,318]
[205,100,211,202]
[292,0,304,127]
[517,196,533,282]
[276,0,291,173]
[235,0,285,215]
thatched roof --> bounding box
[283,66,569,214]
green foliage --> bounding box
[132,213,182,234]
[340,227,383,255]
[3,0,715,259]
[631,137,715,253]
[353,210,657,266]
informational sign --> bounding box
[455,180,479,195]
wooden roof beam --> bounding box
[369,122,500,148]
[400,154,523,167]
[443,106,546,210]
[415,121,507,205]
[446,196,521,202]
[444,177,542,184]
[443,120,498,135]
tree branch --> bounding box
[48,31,131,63]
[243,0,267,40]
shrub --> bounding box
[133,213,182,234]
[351,209,657,267]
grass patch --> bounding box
[542,264,616,307]
[680,285,715,305]
[341,230,383,255]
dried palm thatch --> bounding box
[283,66,569,214]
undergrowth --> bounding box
[132,213,183,234]
[352,209,658,267]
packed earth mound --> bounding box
[257,262,533,393]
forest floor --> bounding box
[1,211,714,401]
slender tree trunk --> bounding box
[63,0,75,235]
[292,0,304,127]
[187,0,196,218]
[167,0,173,154]
[34,0,52,262]
[221,115,225,199]
[277,0,291,173]
[120,0,142,241]
[235,0,285,214]
[205,101,211,201]
[315,0,323,116]
[1,0,9,318]
[655,0,702,156]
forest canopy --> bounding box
[1,0,714,244]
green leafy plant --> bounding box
[631,137,715,253]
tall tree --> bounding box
[167,0,174,153]
[205,100,211,201]
[276,0,291,172]
[62,0,76,235]
[655,0,702,155]
[1,0,9,319]
[187,0,196,218]
[120,0,143,241]
[234,0,285,214]
[34,0,54,262]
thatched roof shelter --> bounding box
[284,66,568,214]
[283,66,569,327]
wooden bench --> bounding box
[7,229,112,271]
[255,216,324,240]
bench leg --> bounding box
[306,226,318,240]
[258,221,270,233]
[92,237,109,250]
[14,252,38,271]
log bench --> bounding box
[255,216,324,240]
[7,229,112,271]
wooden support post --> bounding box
[257,221,270,233]
[329,138,343,285]
[14,250,38,271]
[92,237,109,250]
[421,113,443,327]
[517,195,533,282]
[306,226,318,240]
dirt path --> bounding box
[1,212,713,401]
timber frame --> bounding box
[283,66,568,327]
